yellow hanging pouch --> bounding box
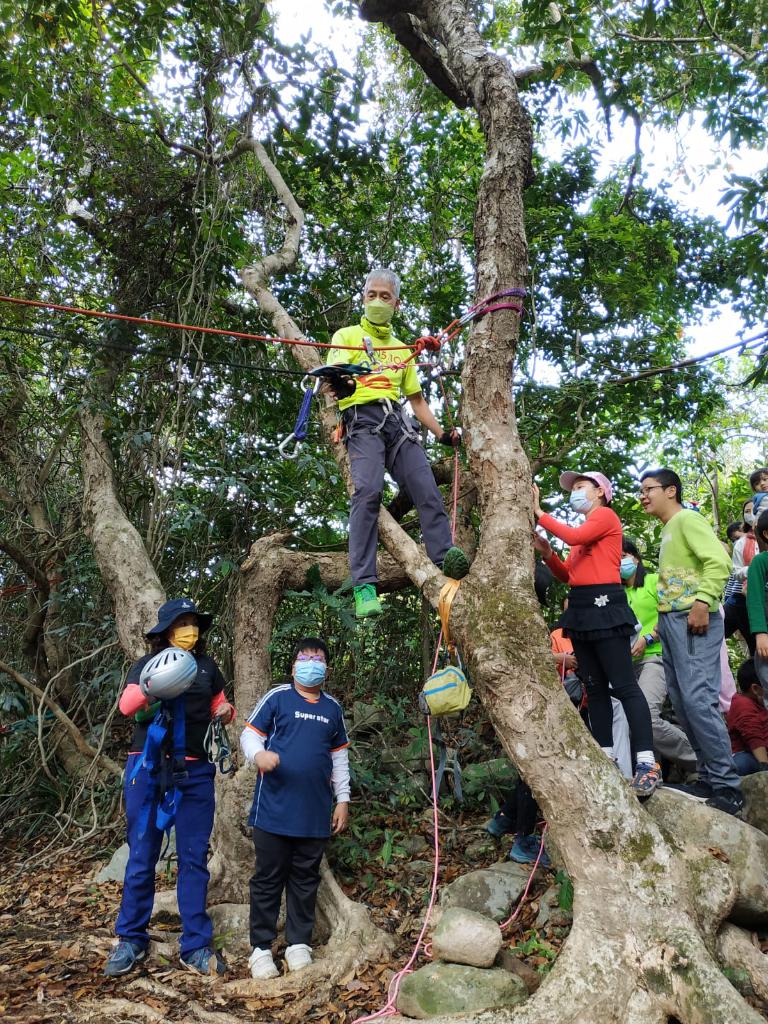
[420,665,472,717]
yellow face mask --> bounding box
[170,625,199,651]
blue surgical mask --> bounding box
[569,489,592,513]
[294,661,327,688]
[620,557,637,579]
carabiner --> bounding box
[278,432,302,459]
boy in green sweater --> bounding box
[640,468,742,816]
[747,510,768,688]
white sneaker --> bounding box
[284,943,313,972]
[249,947,279,980]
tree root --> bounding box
[646,789,768,925]
[717,922,768,1002]
[80,998,168,1022]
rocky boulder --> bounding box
[647,788,768,925]
[94,833,176,883]
[441,862,533,922]
[741,772,768,836]
[351,701,388,734]
[460,758,518,802]
[431,907,502,968]
[396,962,528,1018]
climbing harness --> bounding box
[275,286,527,456]
[129,695,188,842]
[204,717,236,776]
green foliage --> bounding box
[2,0,768,839]
[555,869,574,911]
[509,931,559,972]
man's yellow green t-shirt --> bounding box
[326,317,420,412]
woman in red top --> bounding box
[533,470,659,798]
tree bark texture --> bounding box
[80,406,166,659]
[353,2,768,1021]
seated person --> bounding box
[726,659,768,776]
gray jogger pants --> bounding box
[634,655,696,768]
[345,403,453,585]
[657,610,741,792]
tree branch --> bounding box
[717,924,768,1003]
[359,5,470,108]
[0,536,49,590]
[0,657,121,776]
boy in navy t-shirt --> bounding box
[240,637,350,980]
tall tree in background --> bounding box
[2,0,768,1019]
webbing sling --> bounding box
[129,695,187,840]
[431,717,464,802]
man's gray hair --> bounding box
[363,267,401,298]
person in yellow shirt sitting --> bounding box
[324,267,468,618]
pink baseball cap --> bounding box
[559,470,614,505]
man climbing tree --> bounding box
[4,0,768,1021]
[324,266,468,618]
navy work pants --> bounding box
[115,754,216,957]
[345,403,453,584]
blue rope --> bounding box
[292,385,315,442]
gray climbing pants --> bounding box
[634,655,696,768]
[344,401,453,585]
[657,610,741,793]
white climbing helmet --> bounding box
[139,647,197,701]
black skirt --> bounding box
[563,583,637,641]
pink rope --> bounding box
[499,823,550,931]
[353,709,443,1022]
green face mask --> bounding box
[364,299,395,325]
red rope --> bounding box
[0,295,415,353]
[0,289,523,363]
[499,823,550,930]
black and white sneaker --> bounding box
[666,780,713,802]
[705,788,744,817]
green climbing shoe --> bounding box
[354,584,383,618]
[442,546,470,580]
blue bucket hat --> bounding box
[145,598,213,637]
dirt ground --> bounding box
[0,813,561,1024]
[5,805,766,1024]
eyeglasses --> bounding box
[295,654,326,663]
[637,485,663,497]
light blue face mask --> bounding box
[294,660,327,688]
[620,557,637,579]
[569,489,592,513]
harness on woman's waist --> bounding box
[129,696,188,841]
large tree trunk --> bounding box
[354,2,768,1021]
[80,406,165,658]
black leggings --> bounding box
[724,597,756,654]
[500,780,539,837]
[570,634,654,755]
